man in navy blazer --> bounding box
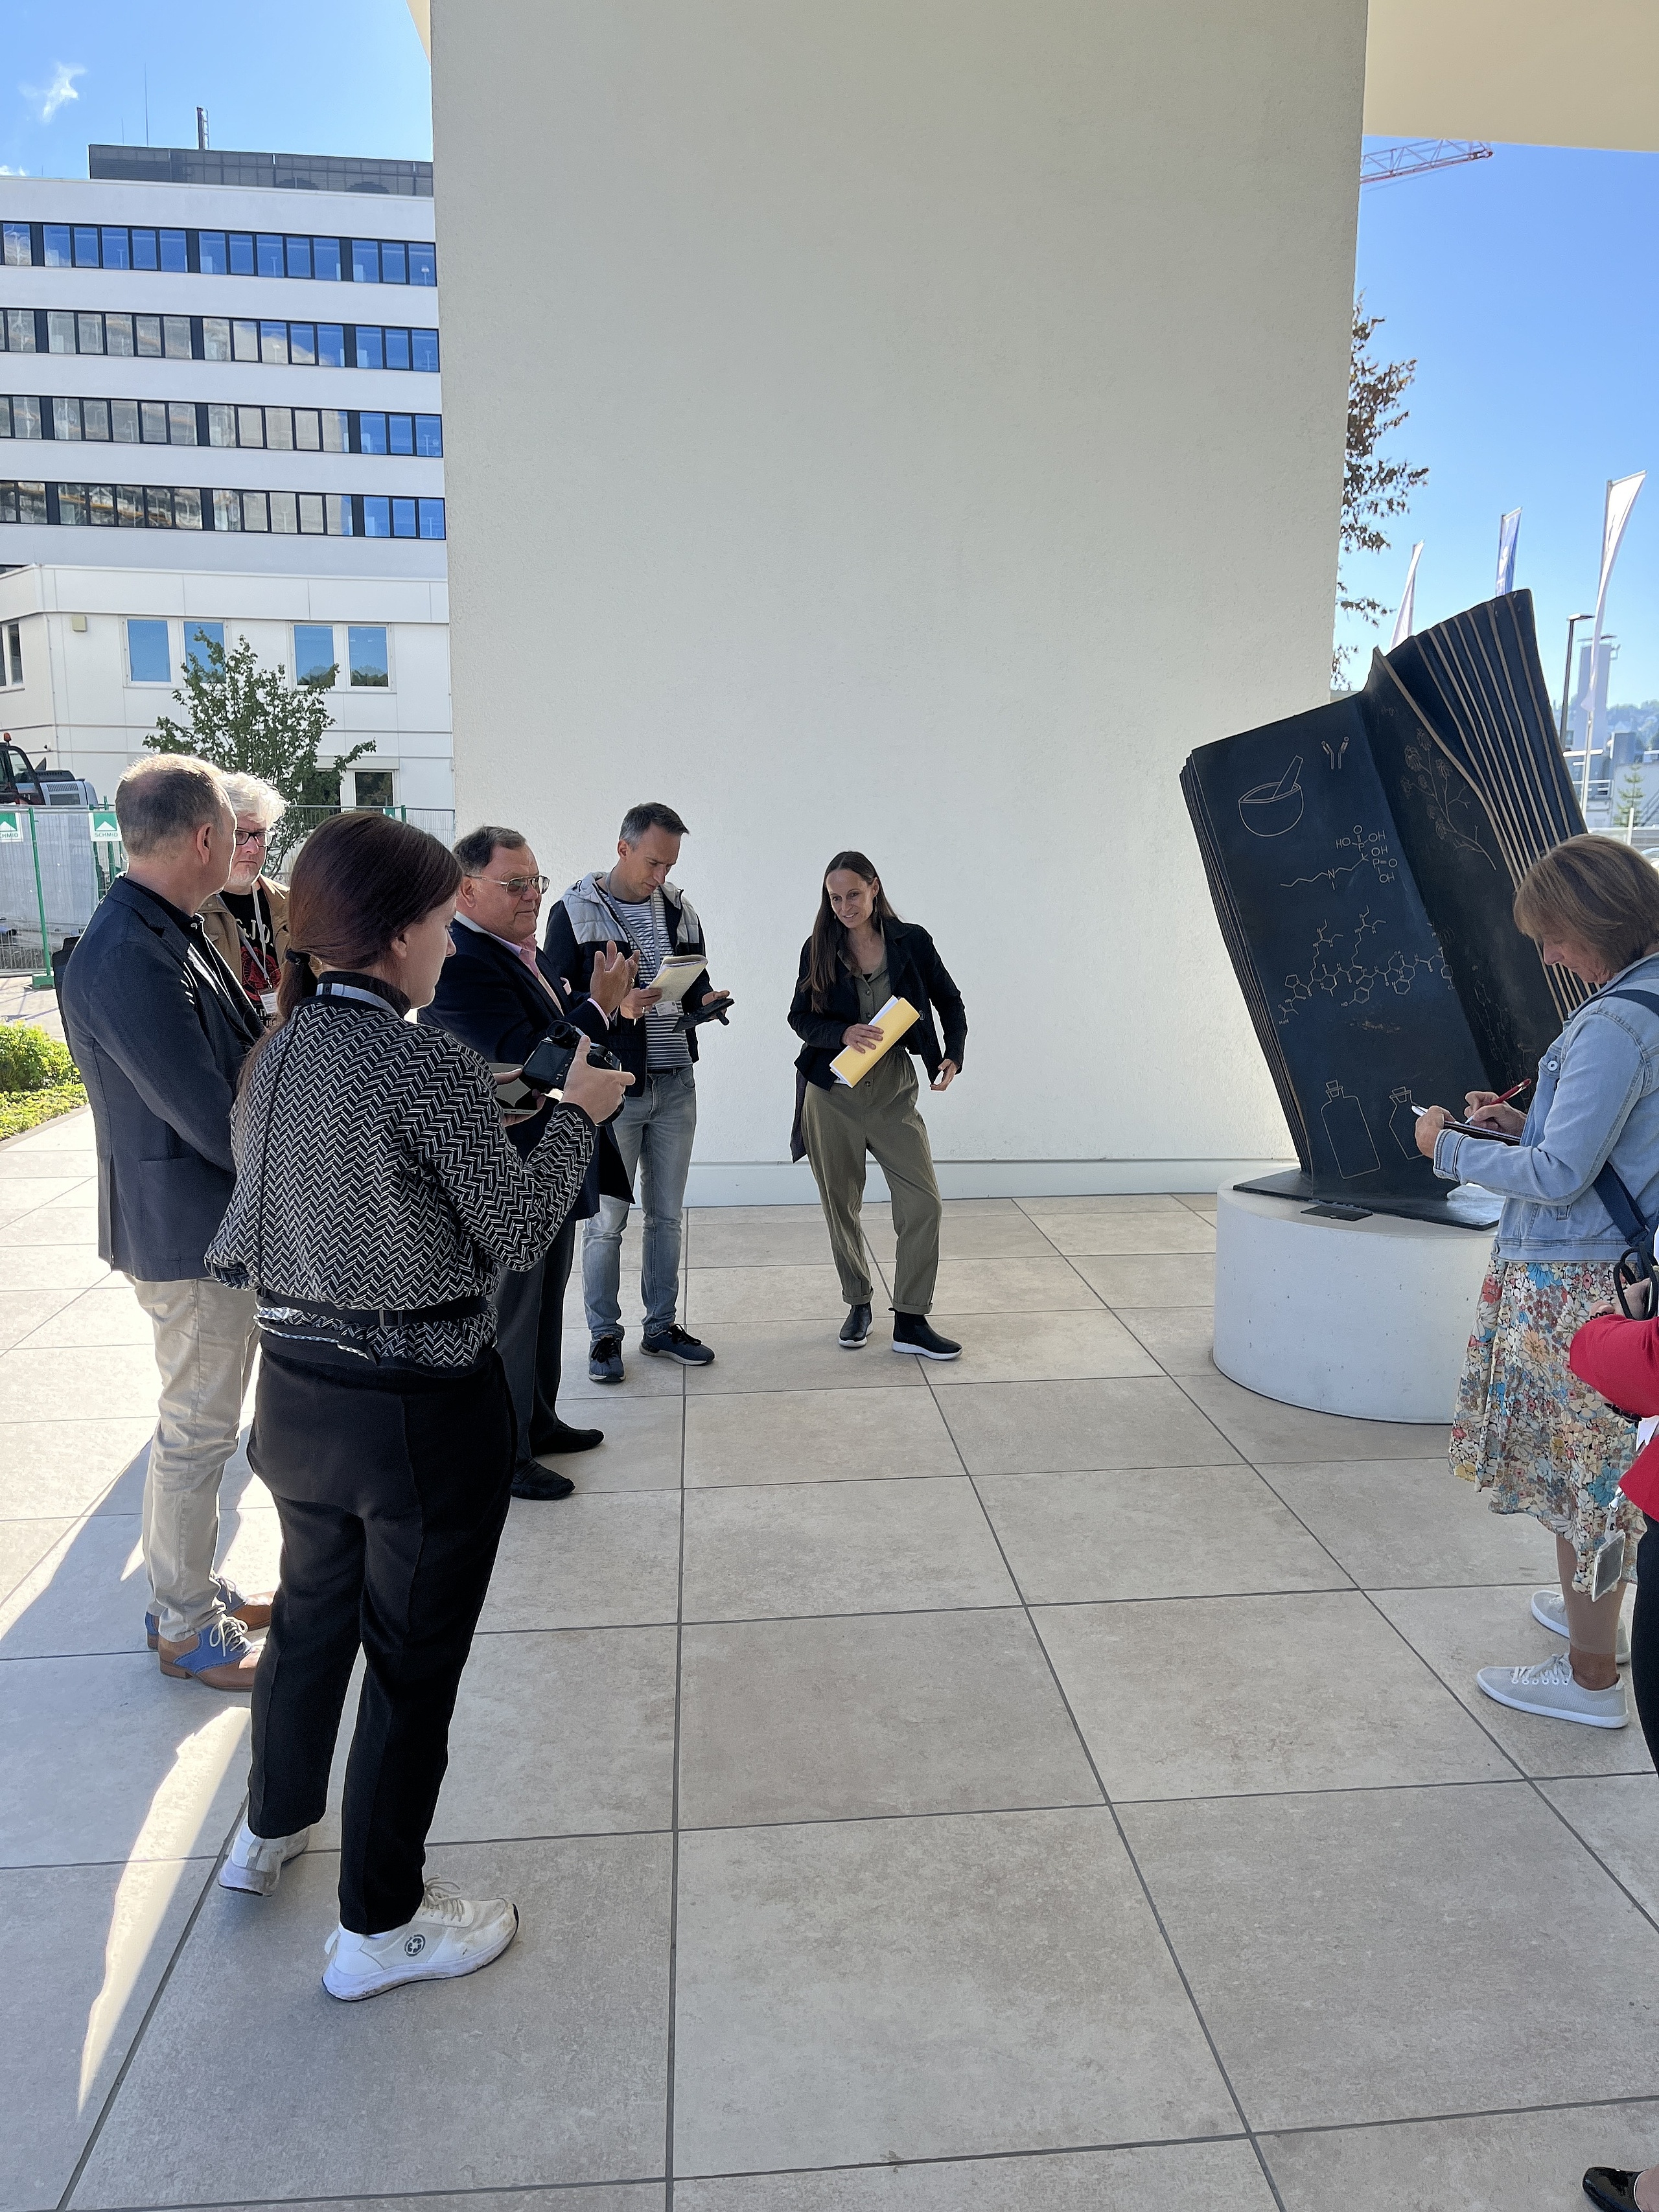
[60,757,272,1691]
[421,825,642,1500]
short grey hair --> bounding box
[619,801,688,846]
[453,824,528,875]
[116,755,229,858]
[219,771,287,827]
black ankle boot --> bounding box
[890,1311,962,1361]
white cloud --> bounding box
[21,63,85,124]
[0,165,25,176]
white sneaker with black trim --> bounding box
[1531,1587,1630,1666]
[321,1880,519,2001]
[218,1820,310,1896]
[1477,1650,1628,1729]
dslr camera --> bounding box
[512,1020,628,1123]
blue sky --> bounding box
[1,15,1653,702]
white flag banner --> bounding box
[1584,472,1645,786]
[1390,541,1424,649]
[1496,509,1521,595]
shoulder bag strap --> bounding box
[1590,989,1659,1258]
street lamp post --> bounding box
[1560,612,1595,748]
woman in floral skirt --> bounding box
[1417,835,1659,1731]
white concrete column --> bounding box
[431,0,1367,1195]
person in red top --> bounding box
[1568,1308,1659,2212]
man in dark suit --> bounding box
[60,756,272,1690]
[421,825,643,1501]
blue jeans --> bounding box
[582,1065,696,1341]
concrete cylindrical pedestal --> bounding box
[1214,1184,1494,1423]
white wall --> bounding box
[432,0,1367,1195]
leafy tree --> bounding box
[146,632,371,838]
[1615,763,1647,830]
[1335,300,1429,680]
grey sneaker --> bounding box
[219,1820,310,1896]
[322,1880,519,2001]
[1531,1588,1631,1666]
[1477,1650,1628,1729]
[642,1323,714,1367]
[588,1335,624,1385]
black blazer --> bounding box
[60,875,266,1282]
[788,917,968,1096]
[419,921,631,1213]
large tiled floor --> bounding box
[5,1107,1659,2211]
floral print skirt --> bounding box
[1450,1256,1643,1591]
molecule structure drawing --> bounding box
[1279,822,1398,893]
[1276,917,1450,1028]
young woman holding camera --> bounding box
[205,811,631,2001]
[789,851,967,1358]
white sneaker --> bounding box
[321,1880,519,2001]
[1531,1588,1631,1666]
[218,1821,310,1896]
[1477,1649,1628,1729]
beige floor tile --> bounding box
[926,1256,1102,1314]
[864,1210,1060,1261]
[978,1465,1346,1603]
[172,2198,664,2212]
[3,1857,215,2212]
[1371,1585,1652,1779]
[1017,1193,1192,1221]
[0,1514,74,1606]
[0,1504,274,1661]
[1114,1306,1216,1375]
[682,1319,925,1394]
[677,2141,1274,2210]
[2,1207,102,1247]
[678,1609,1099,1827]
[1540,1773,1659,1917]
[938,1376,1238,1476]
[671,1807,1236,2175]
[684,1385,959,1487]
[71,1835,673,2204]
[1122,1782,1659,2130]
[1042,1591,1513,1799]
[685,1263,855,1325]
[1179,1369,1450,1462]
[0,1341,160,1422]
[1264,1458,1559,1589]
[17,1279,152,1349]
[428,1626,676,1840]
[681,1475,1015,1620]
[1036,1212,1217,1258]
[0,1417,152,1520]
[0,1245,111,1291]
[1071,1254,1216,1307]
[539,1390,686,1484]
[0,1653,249,1869]
[561,1331,687,1400]
[0,1285,78,1352]
[0,1175,92,1213]
[1264,2103,1659,2212]
[923,1308,1160,1384]
[482,1489,683,1629]
[686,1207,837,1268]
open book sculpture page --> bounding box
[1181,592,1587,1227]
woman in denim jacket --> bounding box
[1416,836,1659,1733]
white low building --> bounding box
[0,143,451,816]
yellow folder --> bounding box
[830,995,920,1087]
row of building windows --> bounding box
[126,618,395,689]
[3,223,435,286]
[0,480,446,538]
[0,395,443,457]
[0,306,439,371]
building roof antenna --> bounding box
[196,107,209,152]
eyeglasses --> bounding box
[235,827,268,847]
[483,874,549,897]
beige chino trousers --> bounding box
[802,1052,942,1315]
[129,1275,259,1642]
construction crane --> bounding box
[1362,140,1494,187]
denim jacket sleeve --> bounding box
[1432,1006,1645,1204]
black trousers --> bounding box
[1632,1519,1659,1773]
[494,1212,577,1466]
[246,1345,515,1934]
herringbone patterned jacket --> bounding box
[207,986,594,1368]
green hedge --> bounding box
[0,1024,86,1142]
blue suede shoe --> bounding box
[146,1574,271,1651]
[156,1615,262,1691]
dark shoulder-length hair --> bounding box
[807,850,901,1013]
[242,811,461,1081]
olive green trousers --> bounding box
[800,1054,942,1314]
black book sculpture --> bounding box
[1181,591,1588,1228]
